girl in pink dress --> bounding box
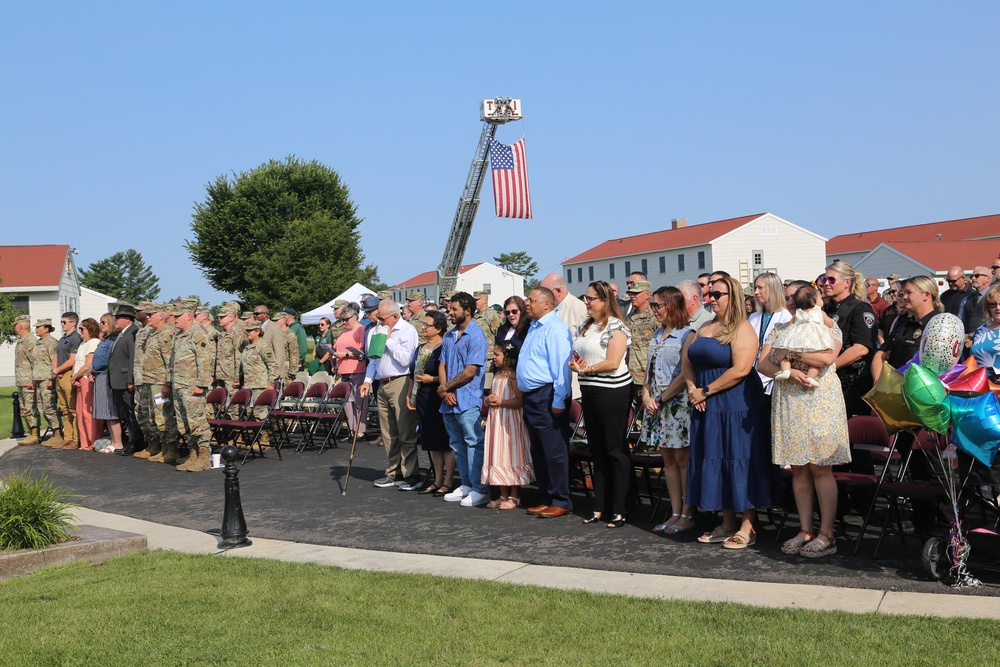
[482,341,534,510]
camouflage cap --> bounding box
[627,280,653,294]
[333,299,349,309]
[15,315,30,325]
[377,290,393,301]
[270,314,285,322]
[173,298,198,315]
[219,301,241,317]
[473,290,490,300]
[241,311,255,319]
[34,318,53,328]
[136,301,157,312]
[406,291,426,301]
[441,290,457,301]
[243,321,262,332]
[887,273,901,282]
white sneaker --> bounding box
[443,485,471,502]
[460,490,490,507]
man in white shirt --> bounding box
[359,300,420,488]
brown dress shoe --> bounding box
[536,506,571,518]
[525,505,549,515]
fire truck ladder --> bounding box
[436,97,522,296]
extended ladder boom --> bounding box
[436,97,523,296]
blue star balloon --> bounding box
[949,393,1000,468]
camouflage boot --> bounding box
[19,428,41,445]
[134,440,162,460]
[44,429,65,447]
[184,446,212,472]
[159,441,181,464]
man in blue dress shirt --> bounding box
[517,287,574,517]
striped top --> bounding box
[574,317,633,389]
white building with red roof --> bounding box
[391,262,525,306]
[826,213,1000,284]
[561,213,827,291]
[0,245,84,385]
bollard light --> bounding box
[11,391,25,439]
[219,445,251,548]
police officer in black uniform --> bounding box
[821,264,878,417]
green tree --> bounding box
[186,156,378,308]
[78,249,161,303]
[493,251,540,290]
[0,277,22,345]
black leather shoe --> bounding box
[116,448,136,456]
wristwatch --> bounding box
[702,386,712,397]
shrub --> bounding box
[0,471,78,551]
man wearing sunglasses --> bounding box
[961,266,993,358]
[941,266,973,317]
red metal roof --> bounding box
[0,245,70,288]
[393,263,483,288]
[827,213,1000,255]
[871,240,1000,272]
[562,214,765,264]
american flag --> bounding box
[489,137,532,219]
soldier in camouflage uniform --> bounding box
[377,290,393,302]
[626,281,658,390]
[14,316,40,444]
[195,304,219,381]
[405,291,427,344]
[239,322,276,420]
[273,313,300,381]
[132,303,163,459]
[31,318,60,441]
[214,301,247,392]
[473,290,502,343]
[165,299,214,472]
[145,304,182,464]
[329,299,349,345]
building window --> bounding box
[677,254,685,272]
[753,250,763,266]
[641,259,648,275]
[698,251,705,270]
[577,267,582,283]
[659,256,666,274]
[624,260,631,275]
[588,266,594,281]
[609,263,615,279]
[567,269,573,284]
[761,226,777,236]
[12,295,28,316]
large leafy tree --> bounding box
[493,250,540,290]
[78,249,161,303]
[186,156,379,309]
[0,277,22,345]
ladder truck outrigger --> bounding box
[435,97,523,298]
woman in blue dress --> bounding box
[683,276,773,549]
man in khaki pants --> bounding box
[49,312,82,448]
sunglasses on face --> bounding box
[946,279,962,284]
[581,295,603,303]
[988,302,1000,309]
[253,311,265,316]
[818,276,838,285]
[698,282,709,288]
[650,302,665,310]
[973,273,989,279]
[993,266,1000,271]
[504,309,519,316]
[708,291,729,300]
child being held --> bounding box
[773,286,835,388]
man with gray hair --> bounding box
[677,279,714,331]
[962,266,993,358]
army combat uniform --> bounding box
[32,323,60,439]
[241,329,276,420]
[14,318,39,442]
[168,301,214,472]
[626,305,657,387]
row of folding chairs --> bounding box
[267,381,353,455]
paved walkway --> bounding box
[3,438,1000,619]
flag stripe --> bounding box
[490,137,532,219]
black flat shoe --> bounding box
[432,485,451,498]
[116,448,135,457]
[606,514,626,528]
[417,484,439,495]
[582,514,604,525]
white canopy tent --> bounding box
[300,283,375,325]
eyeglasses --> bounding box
[504,309,519,316]
[888,290,898,295]
[698,282,709,288]
[420,322,437,328]
[581,294,603,303]
[988,302,1000,309]
[650,302,665,310]
[946,279,962,285]
[708,291,729,300]
[972,273,989,279]
[992,266,1000,271]
[60,320,71,324]
[818,276,838,285]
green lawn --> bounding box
[0,551,992,666]
[1,386,15,439]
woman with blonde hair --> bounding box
[749,272,792,397]
[683,276,772,549]
[820,261,877,416]
[872,276,943,382]
[569,281,634,528]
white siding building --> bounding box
[0,245,82,386]
[392,262,524,307]
[562,213,827,292]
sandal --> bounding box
[417,484,439,496]
[799,530,837,558]
[486,496,507,509]
[432,485,452,498]
[665,513,695,535]
[499,497,520,510]
[606,514,626,528]
[780,530,815,555]
[697,526,736,544]
[654,513,682,533]
[582,513,604,525]
[721,529,756,550]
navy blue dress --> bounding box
[685,336,772,512]
[415,346,449,452]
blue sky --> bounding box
[2,2,997,304]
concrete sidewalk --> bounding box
[4,438,1000,619]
